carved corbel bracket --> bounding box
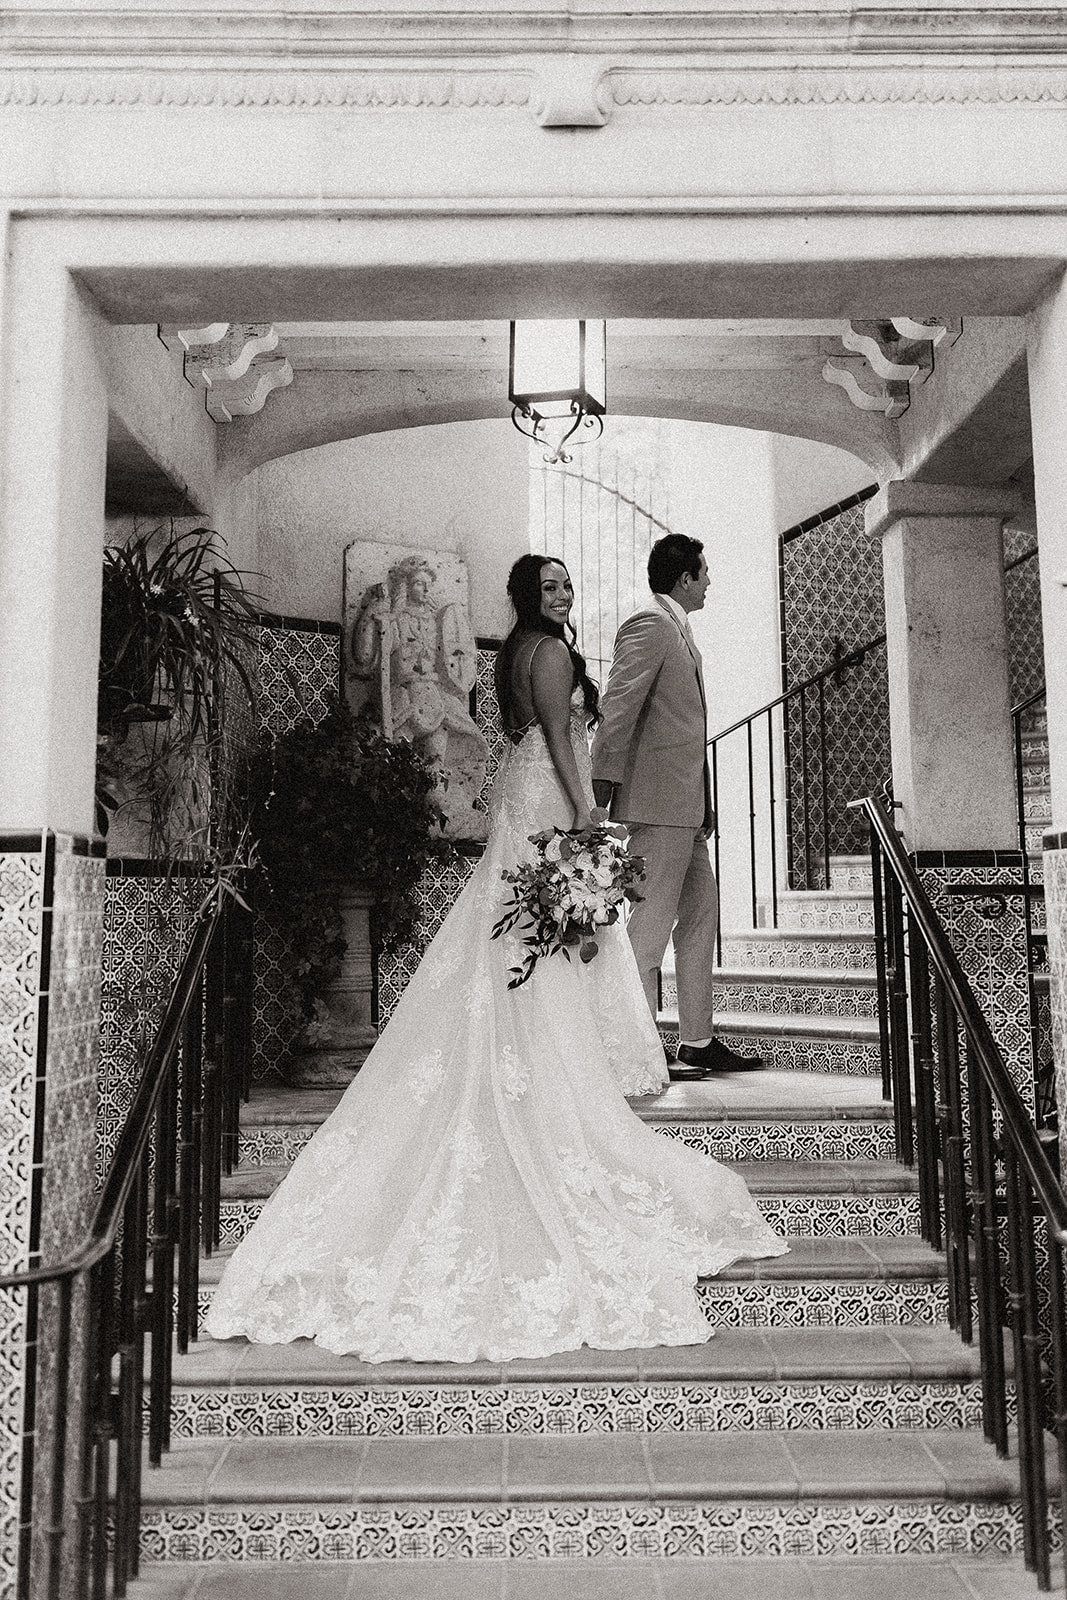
[823,356,911,420]
[158,321,293,423]
[158,323,231,353]
[203,358,294,423]
[182,323,280,388]
[824,318,963,420]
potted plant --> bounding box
[96,523,260,859]
[250,696,449,1083]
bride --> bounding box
[206,555,786,1363]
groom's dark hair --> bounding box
[648,535,704,595]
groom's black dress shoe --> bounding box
[677,1038,765,1074]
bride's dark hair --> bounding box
[495,553,601,730]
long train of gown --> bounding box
[206,700,787,1362]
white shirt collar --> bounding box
[658,593,692,634]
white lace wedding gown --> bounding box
[206,695,787,1361]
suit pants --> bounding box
[624,824,718,1044]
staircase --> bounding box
[127,863,1057,1598]
[1020,705,1053,1115]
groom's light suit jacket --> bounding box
[590,597,714,833]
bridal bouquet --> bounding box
[492,822,645,989]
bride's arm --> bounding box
[530,638,593,831]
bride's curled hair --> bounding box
[496,553,601,731]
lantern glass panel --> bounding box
[510,321,582,405]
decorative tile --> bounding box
[780,496,890,883]
[695,1279,948,1329]
[917,865,1034,1114]
[237,1117,899,1169]
[99,873,202,1177]
[1044,848,1067,1174]
[765,894,875,934]
[1002,532,1044,707]
[139,1498,1033,1563]
[658,1026,882,1076]
[197,1277,948,1331]
[673,978,878,1021]
[170,1378,990,1440]
[718,935,877,972]
[0,843,43,1588]
[216,1189,920,1248]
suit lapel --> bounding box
[654,596,706,712]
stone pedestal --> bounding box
[287,886,378,1087]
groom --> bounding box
[591,534,763,1080]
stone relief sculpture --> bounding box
[345,546,489,841]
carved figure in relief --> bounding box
[350,555,489,840]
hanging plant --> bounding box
[96,524,260,858]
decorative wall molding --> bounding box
[4,65,1067,115]
[0,71,533,110]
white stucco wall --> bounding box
[248,419,530,639]
[770,434,874,535]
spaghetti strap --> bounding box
[504,635,549,744]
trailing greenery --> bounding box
[250,697,449,1018]
[96,524,260,858]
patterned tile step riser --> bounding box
[758,905,875,934]
[139,1500,1040,1564]
[829,864,874,894]
[237,1120,899,1169]
[718,939,876,972]
[1025,792,1052,823]
[196,1280,949,1330]
[659,1028,882,1076]
[217,1193,919,1249]
[170,1380,997,1441]
[662,978,878,1020]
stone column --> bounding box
[867,480,1018,854]
[866,481,1033,1107]
[1028,279,1067,1165]
[0,225,110,1587]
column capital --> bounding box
[866,479,1019,540]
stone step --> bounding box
[664,966,878,1021]
[135,1428,1049,1566]
[169,1324,993,1441]
[237,1078,898,1168]
[659,1012,882,1076]
[196,1235,951,1332]
[716,929,876,971]
[756,890,875,934]
[126,1553,1057,1599]
[217,1195,918,1249]
[217,1156,919,1246]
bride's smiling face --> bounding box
[539,562,574,627]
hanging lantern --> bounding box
[509,320,607,464]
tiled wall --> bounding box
[914,852,1034,1116]
[0,832,106,1596]
[779,490,889,881]
[1043,838,1067,1173]
[1002,527,1044,706]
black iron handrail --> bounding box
[0,886,252,1600]
[858,791,1067,1593]
[707,630,887,949]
